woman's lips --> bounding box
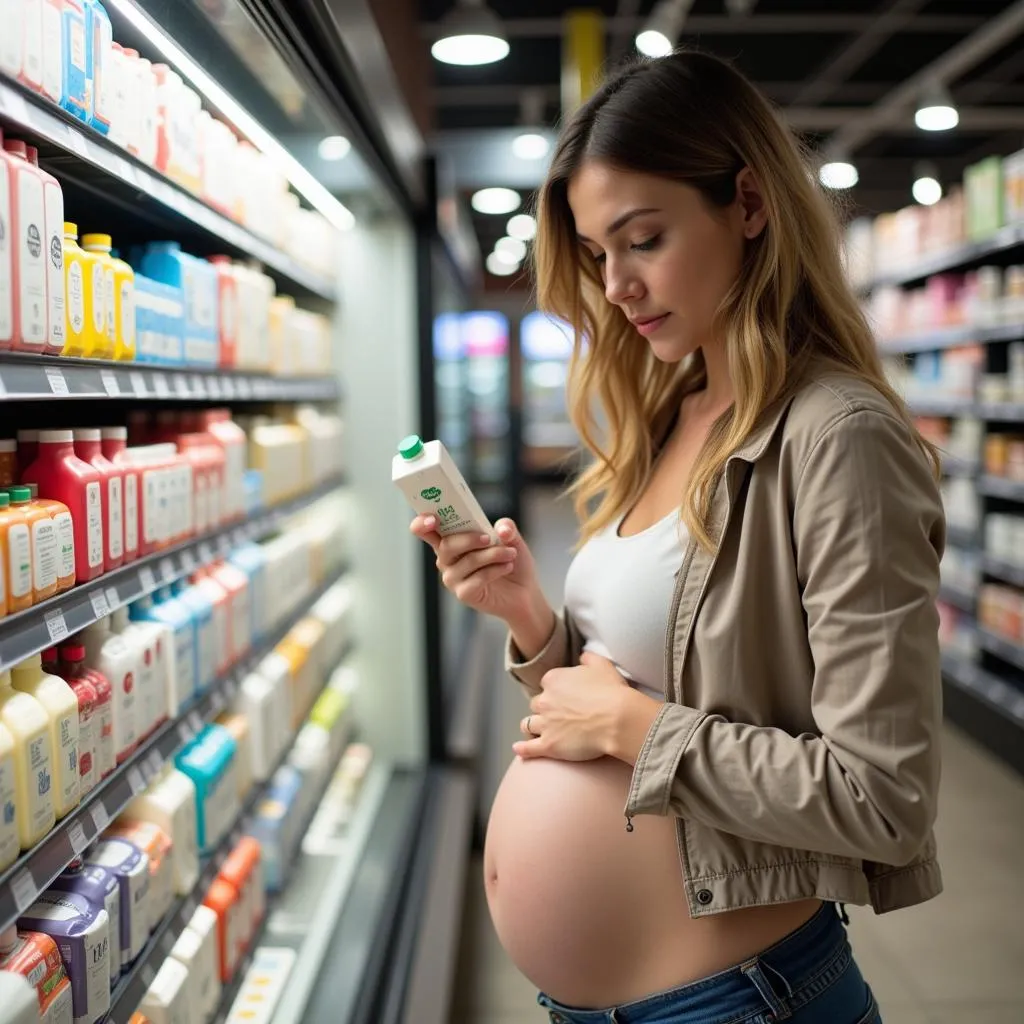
[633,314,669,337]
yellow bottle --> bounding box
[11,655,80,819]
[62,223,97,358]
[81,233,117,359]
[0,668,56,849]
[111,248,136,361]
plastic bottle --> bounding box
[11,654,79,818]
[101,427,139,563]
[210,561,251,663]
[0,720,20,870]
[22,430,105,583]
[8,486,58,603]
[111,248,136,360]
[208,256,238,368]
[85,0,112,136]
[81,233,116,358]
[61,642,114,780]
[126,766,199,896]
[1,489,34,613]
[0,668,55,848]
[172,579,216,696]
[25,485,76,594]
[49,860,122,987]
[74,428,124,573]
[62,223,91,357]
[80,615,138,764]
[2,138,48,351]
[61,0,90,122]
[192,570,231,676]
[25,146,65,355]
[56,643,98,798]
[112,605,166,740]
[199,411,246,522]
[131,591,196,718]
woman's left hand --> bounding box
[514,651,654,762]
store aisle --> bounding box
[450,488,1024,1024]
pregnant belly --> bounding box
[483,755,821,1009]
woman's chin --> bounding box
[648,336,697,363]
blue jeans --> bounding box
[537,903,881,1024]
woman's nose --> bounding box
[603,261,642,306]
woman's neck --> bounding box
[691,341,734,418]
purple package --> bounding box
[83,838,150,966]
[18,890,111,1024]
[50,861,123,985]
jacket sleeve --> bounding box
[624,408,945,866]
[505,607,585,699]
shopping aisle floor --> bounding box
[450,488,1024,1024]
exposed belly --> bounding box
[483,755,821,1009]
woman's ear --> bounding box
[735,167,767,240]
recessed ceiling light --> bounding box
[471,187,521,215]
[495,236,527,262]
[819,160,859,190]
[318,135,351,161]
[507,213,537,240]
[431,0,509,66]
[512,132,550,160]
[486,251,519,276]
[635,30,673,57]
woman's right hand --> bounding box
[409,515,547,627]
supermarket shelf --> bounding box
[941,456,980,478]
[939,582,976,613]
[866,222,1024,290]
[983,555,1024,589]
[942,652,1024,729]
[975,401,1024,422]
[0,353,339,404]
[0,474,345,673]
[880,322,1024,354]
[103,633,356,1024]
[978,475,1024,503]
[0,77,337,302]
[977,627,1024,673]
[0,564,352,933]
[946,523,980,549]
[907,398,975,418]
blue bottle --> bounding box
[84,0,112,135]
[131,590,198,713]
[172,579,217,696]
[61,0,90,122]
[229,542,267,644]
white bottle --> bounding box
[126,767,199,896]
[80,615,139,764]
[140,955,193,1024]
[392,435,496,540]
[0,0,25,78]
[236,670,278,783]
[10,655,79,819]
[40,0,64,103]
[169,925,218,1024]
[111,606,167,741]
[20,0,43,92]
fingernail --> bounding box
[480,533,492,545]
[424,517,436,528]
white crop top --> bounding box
[563,509,689,703]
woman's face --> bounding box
[567,160,762,363]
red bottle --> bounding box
[74,428,124,573]
[58,642,99,797]
[21,429,106,582]
[60,643,115,781]
[101,426,139,563]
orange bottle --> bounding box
[1,491,34,613]
[8,487,58,603]
[202,877,241,983]
[25,485,76,594]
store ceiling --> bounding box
[420,0,1024,263]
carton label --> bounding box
[32,517,59,591]
[29,734,52,831]
[85,480,103,568]
[124,474,139,553]
[0,746,19,868]
[44,182,64,346]
[54,511,75,580]
[107,477,123,560]
[104,265,115,337]
[67,260,86,337]
[18,169,47,344]
[57,712,79,807]
[8,523,32,598]
[91,261,105,336]
[0,163,12,342]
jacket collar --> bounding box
[730,392,795,466]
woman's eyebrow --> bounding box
[577,207,661,243]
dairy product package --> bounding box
[83,838,150,965]
[50,862,122,984]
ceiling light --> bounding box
[104,0,354,231]
[512,132,550,161]
[635,30,673,58]
[486,251,519,276]
[317,135,351,161]
[912,162,943,206]
[507,213,537,240]
[471,187,521,214]
[636,0,693,58]
[495,236,527,262]
[915,83,958,132]
[431,0,509,66]
[819,160,859,190]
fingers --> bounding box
[520,714,544,737]
[449,561,515,602]
[513,737,545,758]
[439,543,516,590]
[409,514,442,553]
[436,530,499,569]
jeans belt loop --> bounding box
[740,957,794,1021]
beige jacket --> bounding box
[507,371,945,918]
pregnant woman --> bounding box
[412,51,944,1024]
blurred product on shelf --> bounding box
[979,583,1024,645]
[940,544,979,596]
[106,820,174,927]
[985,513,1024,568]
[0,924,74,1024]
[169,904,220,1023]
[985,430,1024,482]
[82,837,150,967]
[48,861,123,988]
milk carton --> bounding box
[50,862,122,984]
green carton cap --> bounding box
[9,486,31,503]
[398,434,424,460]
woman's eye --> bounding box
[591,251,607,266]
[631,234,661,253]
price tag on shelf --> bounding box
[222,377,236,399]
[198,541,214,563]
[191,375,206,397]
[188,711,203,736]
[45,366,70,395]
[178,719,196,744]
[11,869,37,914]
[91,802,110,835]
[0,88,30,124]
[130,372,147,396]
[181,549,196,573]
[147,750,163,776]
[206,376,221,398]
[160,557,175,581]
[90,590,111,620]
[44,607,69,644]
[68,821,88,855]
[139,566,156,592]
[174,375,191,397]
[65,124,90,157]
[104,586,120,612]
[237,377,253,399]
[128,767,146,795]
[100,370,121,396]
[152,373,170,397]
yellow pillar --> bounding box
[561,9,605,116]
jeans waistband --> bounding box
[538,903,848,1023]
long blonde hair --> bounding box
[534,50,937,550]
